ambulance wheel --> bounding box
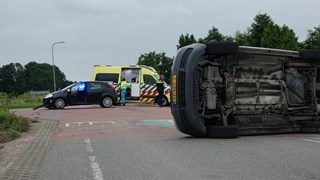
[162,97,169,106]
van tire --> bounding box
[300,122,320,133]
[206,125,239,138]
[54,98,65,109]
[299,49,320,61]
[206,41,239,56]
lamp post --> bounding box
[52,41,65,91]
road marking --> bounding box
[63,121,120,127]
[84,138,93,153]
[89,156,104,180]
[85,138,104,180]
[303,139,320,144]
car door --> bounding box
[67,82,87,105]
[86,82,104,104]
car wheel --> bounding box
[299,49,320,61]
[206,41,239,56]
[206,125,239,138]
[101,96,113,108]
[54,98,65,109]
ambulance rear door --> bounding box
[121,68,141,98]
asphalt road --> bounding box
[15,105,320,180]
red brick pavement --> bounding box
[13,104,184,141]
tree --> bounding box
[261,24,299,50]
[24,62,71,92]
[177,33,197,50]
[301,26,320,49]
[137,52,173,83]
[234,30,251,46]
[0,63,25,95]
[198,26,224,44]
[247,13,274,47]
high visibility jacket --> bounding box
[156,79,167,85]
[120,81,131,90]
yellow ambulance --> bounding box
[91,65,170,106]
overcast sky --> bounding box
[1,0,319,81]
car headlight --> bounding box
[44,94,53,99]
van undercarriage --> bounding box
[171,42,320,138]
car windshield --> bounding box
[61,82,78,91]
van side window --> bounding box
[143,75,156,85]
[95,73,119,85]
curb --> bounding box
[0,120,57,180]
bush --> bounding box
[0,93,9,111]
[8,129,20,140]
[0,109,29,142]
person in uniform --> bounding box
[155,75,167,107]
[120,78,131,106]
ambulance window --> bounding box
[143,75,156,85]
[95,73,119,85]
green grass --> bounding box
[0,109,30,143]
[8,93,43,109]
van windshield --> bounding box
[154,74,160,80]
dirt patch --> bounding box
[0,132,9,143]
[0,121,42,173]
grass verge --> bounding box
[0,109,30,143]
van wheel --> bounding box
[101,96,113,108]
[206,41,239,56]
[54,98,65,109]
[206,125,239,138]
[299,49,320,61]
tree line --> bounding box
[0,62,72,95]
[1,13,320,95]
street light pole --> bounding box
[52,41,65,91]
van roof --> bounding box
[93,65,157,73]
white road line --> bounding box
[78,122,82,126]
[303,139,320,144]
[89,156,104,180]
[84,138,104,180]
[84,138,93,153]
[65,123,69,127]
[89,122,93,125]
